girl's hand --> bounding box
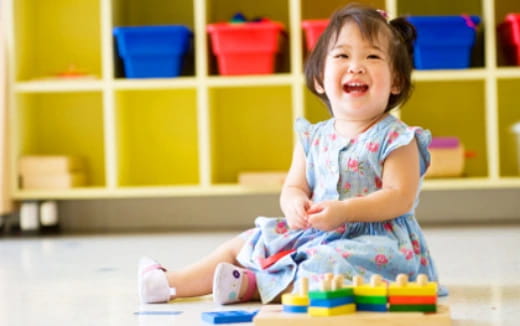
[307,200,348,231]
[284,197,312,230]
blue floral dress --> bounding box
[236,114,443,303]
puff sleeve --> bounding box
[380,125,432,176]
[294,117,315,156]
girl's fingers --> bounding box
[307,204,323,215]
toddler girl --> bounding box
[138,3,445,304]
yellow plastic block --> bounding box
[308,304,356,316]
[281,294,309,306]
[388,282,437,296]
[353,284,387,296]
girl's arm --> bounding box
[280,141,312,229]
[308,139,420,230]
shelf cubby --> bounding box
[111,0,196,79]
[400,80,488,178]
[115,89,199,186]
[5,0,520,200]
[497,79,520,177]
[209,86,293,184]
[495,0,520,67]
[15,92,105,186]
[205,0,291,75]
[13,0,102,81]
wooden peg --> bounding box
[417,274,428,286]
[332,275,344,290]
[299,277,309,296]
[396,273,408,286]
[370,274,383,287]
[353,275,363,287]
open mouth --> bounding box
[343,82,369,94]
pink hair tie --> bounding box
[377,9,388,20]
[461,14,477,29]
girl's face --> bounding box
[320,21,399,121]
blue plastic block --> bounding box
[201,310,258,324]
[310,295,355,308]
[283,305,308,313]
[113,25,192,78]
[407,16,480,69]
[356,303,388,312]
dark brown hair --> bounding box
[304,3,417,115]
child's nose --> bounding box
[347,61,366,74]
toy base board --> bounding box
[253,304,451,326]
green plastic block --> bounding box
[355,295,387,305]
[308,288,354,299]
[389,304,437,313]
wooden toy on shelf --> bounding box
[238,171,287,187]
[253,273,451,326]
[18,155,87,190]
[425,137,465,178]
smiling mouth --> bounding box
[343,83,369,93]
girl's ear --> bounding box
[391,78,401,95]
[314,79,325,94]
[391,84,401,95]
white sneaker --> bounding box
[212,262,257,305]
[137,257,176,304]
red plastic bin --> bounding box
[302,19,329,51]
[498,13,520,65]
[207,21,285,75]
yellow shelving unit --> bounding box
[3,0,520,200]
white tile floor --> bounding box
[1,224,519,326]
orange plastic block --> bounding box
[389,295,437,305]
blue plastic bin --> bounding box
[113,25,192,78]
[407,16,480,69]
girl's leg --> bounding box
[166,234,255,299]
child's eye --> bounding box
[367,54,381,59]
[334,54,349,59]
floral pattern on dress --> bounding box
[237,115,444,303]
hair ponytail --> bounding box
[389,17,417,59]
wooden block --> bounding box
[353,274,387,296]
[19,155,85,175]
[282,294,309,306]
[310,296,354,307]
[389,304,437,313]
[354,295,387,305]
[426,137,465,177]
[238,172,287,187]
[389,295,437,305]
[308,304,356,316]
[354,285,387,296]
[21,172,86,190]
[356,303,387,312]
[282,305,307,313]
[388,274,437,296]
[253,304,452,326]
[308,288,353,300]
[388,283,437,296]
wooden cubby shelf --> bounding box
[4,0,520,200]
